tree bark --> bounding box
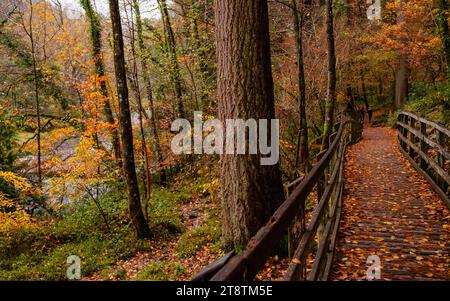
[395,57,408,109]
[321,0,337,151]
[28,0,42,188]
[216,0,285,251]
[395,0,408,109]
[360,68,370,116]
[124,2,152,205]
[157,0,185,118]
[436,0,450,78]
[435,0,450,111]
[133,0,167,186]
[108,0,150,239]
[291,0,309,171]
[189,0,210,111]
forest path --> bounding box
[330,126,450,281]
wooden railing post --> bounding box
[397,113,404,149]
[436,130,446,192]
[287,182,306,280]
[316,148,328,246]
[420,121,428,170]
[402,114,408,151]
[437,130,445,169]
[288,192,305,259]
[317,151,326,204]
[409,116,416,159]
[328,133,339,218]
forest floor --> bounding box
[80,162,223,281]
[330,126,450,280]
[83,195,222,281]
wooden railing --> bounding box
[396,111,450,207]
[193,109,363,281]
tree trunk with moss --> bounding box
[108,0,150,239]
[157,0,185,118]
[435,0,450,111]
[189,0,210,111]
[27,0,42,188]
[80,0,121,160]
[321,0,337,151]
[124,3,152,206]
[133,0,167,185]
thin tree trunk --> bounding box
[128,72,152,200]
[26,0,42,188]
[80,0,121,160]
[124,3,152,203]
[216,0,285,251]
[157,0,185,118]
[395,0,408,109]
[291,0,309,171]
[360,68,370,113]
[183,58,200,110]
[108,0,150,239]
[321,0,337,151]
[378,76,383,99]
[436,0,450,79]
[133,0,167,186]
[189,0,210,110]
[435,0,450,111]
[289,0,309,260]
[395,57,408,109]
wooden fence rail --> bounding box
[193,109,363,281]
[396,111,450,207]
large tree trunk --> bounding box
[80,0,121,161]
[291,0,309,171]
[133,0,167,186]
[395,0,408,109]
[216,0,285,251]
[321,0,337,151]
[108,0,150,239]
[157,0,185,118]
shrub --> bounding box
[135,261,186,281]
[407,83,450,125]
[149,187,185,237]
